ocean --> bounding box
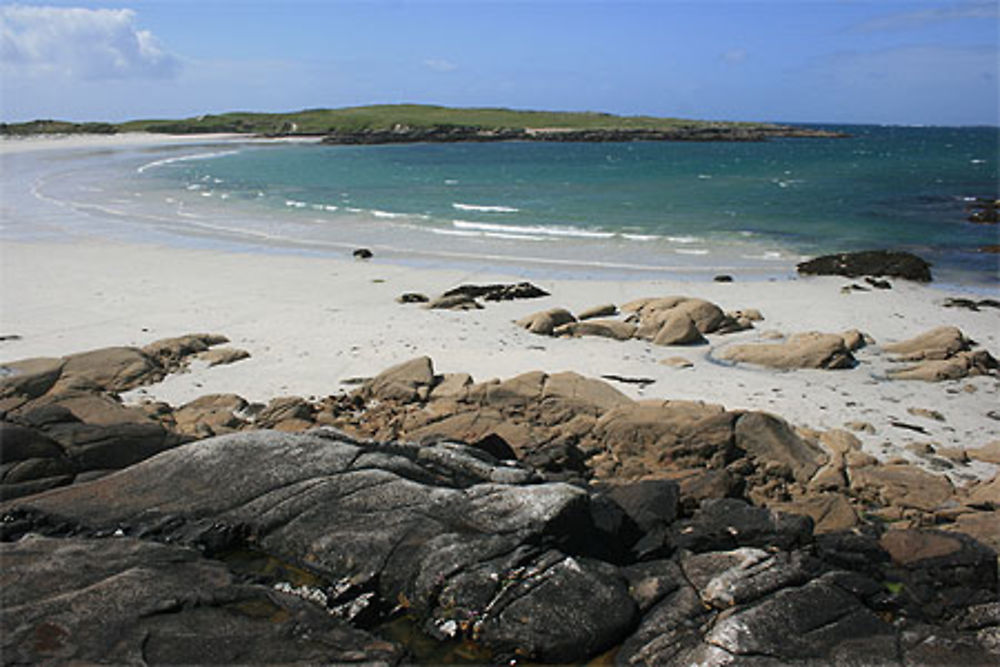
[9,125,999,287]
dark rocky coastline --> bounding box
[2,336,997,664]
[321,124,846,145]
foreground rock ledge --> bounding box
[3,429,998,665]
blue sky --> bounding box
[1,1,997,125]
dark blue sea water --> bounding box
[16,125,1000,286]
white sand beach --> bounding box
[2,134,998,483]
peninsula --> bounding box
[0,103,845,142]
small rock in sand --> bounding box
[906,407,946,422]
[396,292,429,304]
[194,347,250,368]
[660,357,694,368]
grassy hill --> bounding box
[4,104,780,136]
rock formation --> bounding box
[2,339,998,664]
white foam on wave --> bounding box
[621,233,658,242]
[674,248,710,256]
[453,219,614,239]
[136,149,240,174]
[371,209,409,219]
[285,200,307,208]
[666,235,700,244]
[483,231,545,241]
[452,203,520,213]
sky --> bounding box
[1,0,997,126]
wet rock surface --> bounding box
[1,341,998,664]
[797,250,933,282]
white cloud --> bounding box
[0,4,179,80]
[854,1,998,32]
[422,58,458,72]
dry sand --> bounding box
[2,134,998,483]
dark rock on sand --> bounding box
[442,282,549,302]
[425,293,483,310]
[396,292,430,304]
[797,250,933,282]
[943,297,1000,312]
[352,248,373,259]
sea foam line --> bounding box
[452,203,520,213]
[136,150,240,174]
[452,219,615,239]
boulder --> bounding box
[516,308,576,335]
[554,319,637,341]
[671,498,814,552]
[651,314,704,346]
[770,493,860,534]
[735,412,828,483]
[1,431,634,663]
[887,350,998,382]
[577,304,617,320]
[362,356,436,403]
[0,534,404,665]
[849,464,955,512]
[141,334,230,371]
[173,393,249,436]
[797,250,932,282]
[54,346,158,393]
[0,357,64,410]
[883,326,971,361]
[195,347,250,367]
[442,282,549,302]
[717,332,856,369]
[425,294,482,310]
[396,292,429,304]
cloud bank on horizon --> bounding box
[0,1,997,126]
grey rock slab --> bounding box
[0,534,402,665]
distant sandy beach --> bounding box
[1,134,998,485]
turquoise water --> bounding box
[13,125,1000,285]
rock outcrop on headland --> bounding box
[321,125,846,145]
[1,339,998,664]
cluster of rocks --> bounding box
[517,296,760,344]
[2,340,998,664]
[3,429,997,664]
[0,334,249,499]
[398,282,549,310]
[715,325,998,381]
[884,326,999,382]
